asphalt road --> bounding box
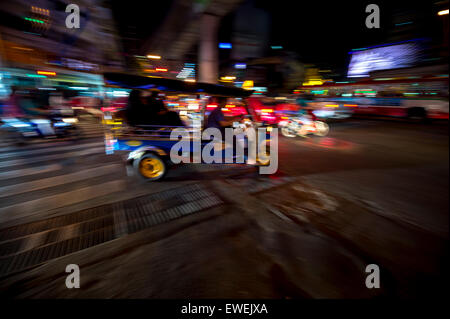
[0,119,448,298]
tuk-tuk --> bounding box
[102,72,274,181]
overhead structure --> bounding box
[141,0,245,83]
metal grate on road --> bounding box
[0,183,223,277]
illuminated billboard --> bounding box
[347,42,421,78]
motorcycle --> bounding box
[279,116,329,138]
[0,109,80,145]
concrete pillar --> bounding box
[198,13,219,84]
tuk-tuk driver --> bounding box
[205,96,243,139]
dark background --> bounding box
[110,0,442,72]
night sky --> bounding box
[110,0,441,72]
[110,0,174,54]
[262,0,440,70]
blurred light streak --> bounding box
[12,46,33,51]
[31,6,49,15]
[438,9,449,15]
[303,80,323,86]
[36,71,56,76]
[242,80,254,90]
[69,87,88,90]
[219,43,232,49]
[23,32,41,36]
[24,17,44,24]
[221,76,236,80]
[348,38,425,54]
[62,118,78,123]
[147,55,161,59]
[395,21,413,26]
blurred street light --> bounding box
[24,17,45,24]
[220,76,236,81]
[242,80,254,90]
[438,9,449,16]
[218,43,232,49]
[27,74,46,78]
[147,54,161,59]
[36,70,56,76]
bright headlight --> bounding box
[12,123,31,128]
[62,118,78,123]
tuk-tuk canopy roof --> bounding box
[103,72,253,98]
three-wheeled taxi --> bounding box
[102,72,274,181]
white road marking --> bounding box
[0,163,62,181]
[0,141,104,159]
[0,164,122,198]
[0,146,105,168]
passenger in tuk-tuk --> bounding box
[125,89,146,126]
[125,89,184,127]
[151,93,184,127]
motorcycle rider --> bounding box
[19,88,56,136]
[281,93,323,138]
[296,93,317,122]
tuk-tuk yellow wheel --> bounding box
[134,153,167,181]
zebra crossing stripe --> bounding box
[0,146,105,169]
[0,141,73,153]
[0,142,104,160]
[0,164,62,181]
[0,164,122,199]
